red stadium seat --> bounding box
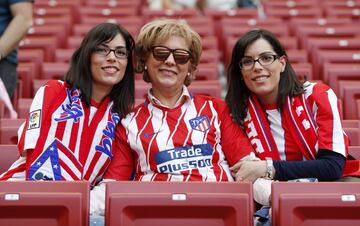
[195,63,219,80]
[288,17,353,35]
[263,0,319,10]
[323,63,360,96]
[295,24,360,50]
[54,49,74,63]
[348,146,360,159]
[200,36,219,51]
[203,8,259,21]
[272,182,360,226]
[190,80,223,98]
[27,24,69,48]
[307,37,360,80]
[0,100,4,119]
[199,49,221,64]
[85,0,141,8]
[19,36,58,62]
[18,49,44,79]
[141,7,199,22]
[78,6,138,23]
[357,99,360,120]
[338,80,360,119]
[315,50,360,80]
[33,14,73,33]
[41,62,69,80]
[325,7,360,20]
[66,36,83,49]
[17,62,37,98]
[344,127,360,146]
[292,62,313,81]
[0,119,25,144]
[33,79,49,95]
[265,8,323,20]
[105,181,253,226]
[0,144,19,174]
[0,181,90,226]
[16,98,33,119]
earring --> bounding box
[187,72,191,77]
[144,66,148,70]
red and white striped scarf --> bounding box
[244,94,360,177]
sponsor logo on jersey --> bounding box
[55,88,83,123]
[155,144,213,173]
[189,116,210,132]
[27,109,41,130]
[95,111,121,159]
[28,139,83,181]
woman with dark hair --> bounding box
[0,22,135,183]
[226,29,360,202]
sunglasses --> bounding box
[151,46,191,65]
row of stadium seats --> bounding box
[0,180,359,226]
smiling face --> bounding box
[241,38,286,104]
[146,35,191,96]
[90,33,128,100]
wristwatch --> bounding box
[265,158,274,179]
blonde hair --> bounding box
[135,18,202,86]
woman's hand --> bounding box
[230,160,267,183]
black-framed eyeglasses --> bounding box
[239,54,279,70]
[94,46,128,59]
[151,46,191,65]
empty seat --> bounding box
[348,146,360,159]
[16,98,33,119]
[344,127,360,146]
[338,80,360,119]
[41,62,69,80]
[17,62,37,98]
[315,50,360,80]
[272,182,360,226]
[19,36,58,62]
[0,119,25,144]
[141,7,199,22]
[323,63,360,96]
[106,181,253,226]
[27,24,69,48]
[265,8,323,20]
[289,17,353,35]
[0,144,19,174]
[0,181,90,226]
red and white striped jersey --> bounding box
[0,80,120,185]
[104,93,254,182]
[263,82,346,161]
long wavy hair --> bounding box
[225,29,304,125]
[64,22,135,117]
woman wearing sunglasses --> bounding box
[99,18,256,184]
[225,29,360,212]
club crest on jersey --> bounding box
[189,116,211,132]
[155,144,213,173]
[28,139,82,181]
[55,88,83,123]
[27,109,41,130]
